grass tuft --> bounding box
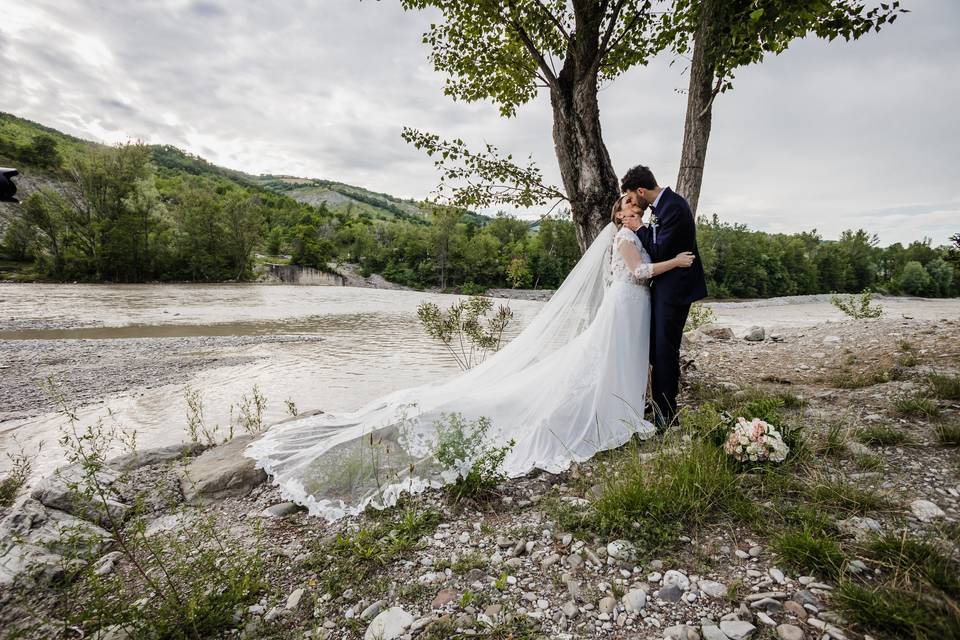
[935,422,960,447]
[857,424,909,446]
[891,393,941,418]
[773,526,846,578]
[928,373,960,400]
[835,582,960,639]
[806,477,889,515]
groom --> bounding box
[620,165,707,433]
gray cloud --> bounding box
[1,0,956,246]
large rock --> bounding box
[702,326,734,340]
[364,607,413,640]
[720,620,757,640]
[107,442,208,471]
[0,498,111,587]
[30,464,130,527]
[179,435,266,504]
[743,326,766,342]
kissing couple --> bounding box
[246,164,708,521]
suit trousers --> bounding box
[649,289,690,425]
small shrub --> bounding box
[896,352,920,368]
[928,373,960,400]
[0,436,39,508]
[830,291,883,319]
[418,296,513,370]
[857,424,909,446]
[684,302,715,332]
[231,384,267,435]
[432,413,515,502]
[891,393,941,418]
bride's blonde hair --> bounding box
[610,195,629,228]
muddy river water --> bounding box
[2,283,956,484]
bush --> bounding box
[418,296,513,370]
[830,291,883,319]
[432,413,515,502]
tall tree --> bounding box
[400,0,665,251]
[669,0,905,213]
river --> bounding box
[0,283,544,482]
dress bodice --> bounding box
[610,227,654,285]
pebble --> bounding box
[719,620,757,640]
[663,570,690,591]
[285,588,305,611]
[698,580,727,598]
[623,588,647,612]
[776,624,804,640]
[648,571,663,582]
[658,585,683,603]
[364,607,413,640]
[562,601,578,619]
[768,567,786,584]
[598,596,617,614]
[910,499,946,521]
[748,545,762,558]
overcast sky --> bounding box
[2,0,957,246]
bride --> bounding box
[245,196,696,521]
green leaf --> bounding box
[750,8,764,21]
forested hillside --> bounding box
[0,112,956,297]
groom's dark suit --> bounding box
[634,187,708,427]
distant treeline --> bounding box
[1,139,957,297]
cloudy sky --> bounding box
[2,0,958,246]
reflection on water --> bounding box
[0,283,544,482]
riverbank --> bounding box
[1,307,958,640]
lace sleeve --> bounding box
[632,262,654,280]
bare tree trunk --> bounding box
[676,0,721,216]
[550,4,620,253]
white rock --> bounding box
[719,620,757,640]
[768,568,786,585]
[910,499,945,522]
[285,587,305,610]
[698,580,727,598]
[623,589,647,612]
[364,607,414,640]
[662,570,690,591]
[607,539,637,562]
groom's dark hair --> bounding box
[620,165,657,192]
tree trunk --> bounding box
[676,0,721,216]
[549,11,619,253]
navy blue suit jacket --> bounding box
[634,187,708,305]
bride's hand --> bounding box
[674,252,696,268]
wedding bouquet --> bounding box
[723,417,789,463]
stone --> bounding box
[93,551,124,577]
[598,596,617,614]
[262,501,301,518]
[769,568,786,584]
[542,553,561,569]
[465,568,486,583]
[179,435,267,504]
[607,539,638,562]
[755,612,776,626]
[776,624,804,640]
[782,600,807,620]
[845,441,873,457]
[703,326,734,340]
[106,442,207,471]
[285,587,305,610]
[699,580,727,598]
[566,553,583,569]
[263,606,281,622]
[484,604,502,619]
[658,585,683,603]
[744,326,765,342]
[719,620,757,640]
[0,498,111,587]
[837,516,883,539]
[361,599,386,620]
[30,464,130,527]
[910,499,945,522]
[364,607,414,640]
[663,569,690,591]
[432,588,458,609]
[663,624,701,640]
[748,545,762,558]
[700,624,730,640]
[750,598,783,612]
[648,571,663,582]
[562,601,578,619]
[623,588,647,612]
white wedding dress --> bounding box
[245,223,654,520]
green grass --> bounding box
[854,454,884,471]
[835,582,960,639]
[857,424,910,446]
[928,373,960,400]
[773,527,846,578]
[935,422,960,446]
[452,551,487,574]
[806,477,889,515]
[306,506,442,594]
[891,393,942,418]
[819,420,850,457]
[556,440,751,550]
